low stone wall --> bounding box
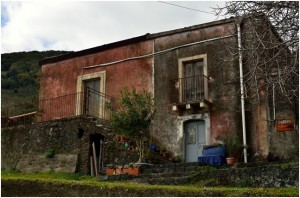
[15,154,78,173]
[193,162,299,187]
[1,116,139,174]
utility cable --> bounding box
[84,34,235,69]
[158,1,215,15]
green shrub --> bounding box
[45,149,55,158]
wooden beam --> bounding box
[9,111,37,119]
[92,142,98,176]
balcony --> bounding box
[170,75,211,115]
[1,89,112,128]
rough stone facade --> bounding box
[1,116,139,174]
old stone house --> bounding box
[37,15,298,165]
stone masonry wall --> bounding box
[1,116,139,174]
[193,162,299,187]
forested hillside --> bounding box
[1,51,71,107]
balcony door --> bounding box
[183,60,204,101]
[84,78,100,117]
[76,71,106,118]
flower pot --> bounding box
[226,157,236,165]
[115,168,122,175]
[128,167,141,175]
[105,168,114,175]
[122,168,129,174]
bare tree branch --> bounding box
[214,1,299,105]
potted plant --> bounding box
[115,165,123,175]
[217,134,241,165]
[128,162,141,175]
[105,164,115,175]
[122,164,129,174]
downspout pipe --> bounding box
[237,19,248,163]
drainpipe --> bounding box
[237,20,248,163]
[272,83,276,120]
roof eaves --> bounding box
[39,34,151,65]
[39,17,237,66]
[148,17,237,39]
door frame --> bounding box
[180,113,210,162]
[76,71,106,116]
[184,119,205,162]
[84,79,101,116]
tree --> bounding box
[1,50,70,107]
[214,1,298,105]
[108,87,156,163]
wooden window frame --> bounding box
[178,54,208,102]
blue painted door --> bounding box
[185,120,206,162]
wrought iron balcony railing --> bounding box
[170,75,208,103]
[1,89,112,128]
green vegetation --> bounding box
[195,165,219,173]
[1,50,70,107]
[1,171,298,197]
[2,170,87,181]
[216,134,243,158]
[108,87,156,162]
[44,148,55,158]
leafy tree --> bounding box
[1,78,17,89]
[1,50,71,107]
[108,87,156,163]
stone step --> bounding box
[141,162,200,174]
[143,162,199,169]
[142,166,198,174]
[104,172,193,185]
[138,170,195,178]
[101,161,299,187]
[104,162,201,185]
[104,162,208,182]
[105,169,195,181]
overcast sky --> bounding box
[1,1,226,53]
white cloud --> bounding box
[1,1,226,53]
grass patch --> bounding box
[1,170,94,182]
[1,171,298,197]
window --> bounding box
[183,60,204,101]
[178,54,208,102]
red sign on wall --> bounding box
[276,117,295,132]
